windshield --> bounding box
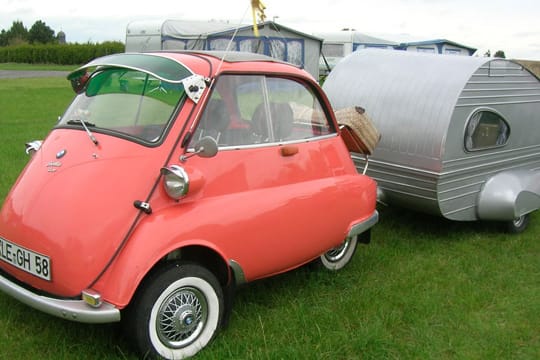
[58,68,187,143]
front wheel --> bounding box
[505,214,530,233]
[318,236,358,271]
[126,262,224,360]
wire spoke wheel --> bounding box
[126,263,224,360]
[157,286,208,348]
[324,239,350,262]
[318,236,358,271]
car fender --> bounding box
[347,210,379,243]
[477,169,540,220]
[90,211,232,309]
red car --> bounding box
[0,51,378,359]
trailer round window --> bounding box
[464,109,509,151]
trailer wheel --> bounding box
[505,214,530,233]
[126,262,223,360]
[317,236,358,271]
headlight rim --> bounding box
[160,165,190,200]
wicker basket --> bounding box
[335,106,381,155]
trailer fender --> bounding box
[477,169,540,220]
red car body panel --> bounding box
[0,51,377,316]
[0,129,169,295]
[93,139,376,307]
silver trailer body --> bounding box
[323,49,540,222]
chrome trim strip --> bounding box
[455,99,540,107]
[0,273,120,323]
[217,133,338,151]
[442,204,476,216]
[186,133,338,153]
[461,86,540,92]
[351,155,440,177]
[459,92,540,100]
[68,53,195,83]
[228,259,247,286]
[347,211,379,238]
[377,186,437,202]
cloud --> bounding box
[1,0,539,59]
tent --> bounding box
[314,30,397,75]
[394,39,477,55]
[125,20,322,79]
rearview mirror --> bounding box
[194,136,219,158]
[180,136,218,162]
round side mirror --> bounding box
[180,136,218,162]
[193,136,218,158]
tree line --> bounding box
[0,20,124,64]
[1,20,59,46]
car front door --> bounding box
[188,74,355,280]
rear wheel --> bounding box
[318,236,358,271]
[505,214,530,233]
[126,262,223,360]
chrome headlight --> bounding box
[160,165,190,200]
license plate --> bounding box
[0,236,51,281]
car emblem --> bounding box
[56,149,67,159]
[46,161,62,173]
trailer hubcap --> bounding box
[513,215,525,227]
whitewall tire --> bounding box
[318,236,358,271]
[127,263,223,359]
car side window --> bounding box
[191,75,335,148]
[262,77,334,142]
[464,109,510,151]
[192,94,231,145]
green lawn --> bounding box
[0,63,75,71]
[0,77,73,204]
[0,74,538,359]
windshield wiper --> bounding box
[67,120,99,146]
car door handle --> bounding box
[280,145,298,157]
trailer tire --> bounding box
[505,214,530,234]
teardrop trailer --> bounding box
[0,51,378,359]
[324,49,540,233]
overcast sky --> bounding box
[2,0,539,60]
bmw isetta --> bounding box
[0,51,378,359]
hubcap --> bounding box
[157,287,208,348]
[513,216,525,227]
[324,239,350,263]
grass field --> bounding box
[0,63,75,71]
[0,73,539,359]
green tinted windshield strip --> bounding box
[68,53,193,83]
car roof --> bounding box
[148,50,306,78]
[67,51,312,88]
[166,50,285,63]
